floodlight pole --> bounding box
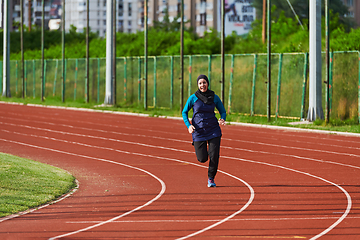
[262,0,266,43]
[2,0,10,97]
[113,0,117,106]
[28,0,32,32]
[41,0,45,101]
[105,0,114,104]
[21,0,25,98]
[144,0,148,110]
[86,0,90,103]
[180,0,184,112]
[221,0,225,104]
[267,0,271,122]
[325,0,330,123]
[307,0,324,121]
[62,0,65,102]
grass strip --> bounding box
[0,152,76,218]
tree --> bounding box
[252,0,353,30]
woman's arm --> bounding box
[214,95,227,122]
[182,95,196,129]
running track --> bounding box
[0,102,360,240]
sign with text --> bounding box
[218,0,256,36]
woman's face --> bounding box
[198,79,208,93]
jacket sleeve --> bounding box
[214,95,227,121]
[182,95,195,128]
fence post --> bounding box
[53,59,58,96]
[43,59,47,98]
[251,54,257,116]
[124,57,127,102]
[97,58,100,103]
[24,61,27,97]
[208,55,211,89]
[301,53,309,119]
[170,56,174,109]
[74,59,78,100]
[227,54,234,114]
[188,55,192,98]
[329,51,333,114]
[63,59,67,102]
[275,53,283,119]
[16,61,19,94]
[154,56,157,107]
[33,60,36,98]
[358,51,360,124]
[0,62,2,93]
[138,57,141,103]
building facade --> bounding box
[64,0,140,37]
[341,0,360,27]
[8,0,256,37]
[12,0,51,30]
[138,0,219,36]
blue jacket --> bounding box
[182,93,226,142]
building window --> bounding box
[128,3,132,17]
[119,3,123,17]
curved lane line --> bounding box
[0,138,254,240]
[0,122,360,158]
[176,170,254,240]
[2,121,360,159]
[1,126,354,239]
[223,155,352,240]
[0,138,167,240]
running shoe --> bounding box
[208,178,216,188]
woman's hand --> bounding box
[218,119,226,126]
[188,125,195,134]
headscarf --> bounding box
[195,74,214,104]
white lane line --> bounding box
[0,137,254,240]
[2,120,360,160]
[2,102,360,140]
[176,171,255,240]
[222,155,352,240]
[4,122,360,173]
[226,122,360,143]
[225,136,360,158]
[2,129,353,239]
[66,215,360,224]
[0,138,167,240]
[1,125,355,239]
[222,145,360,170]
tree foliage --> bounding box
[252,0,353,29]
[2,5,360,61]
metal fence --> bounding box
[2,51,360,121]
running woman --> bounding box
[182,74,226,187]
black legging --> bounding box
[193,136,221,179]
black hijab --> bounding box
[195,74,214,104]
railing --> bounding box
[2,51,360,122]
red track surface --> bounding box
[0,102,360,240]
